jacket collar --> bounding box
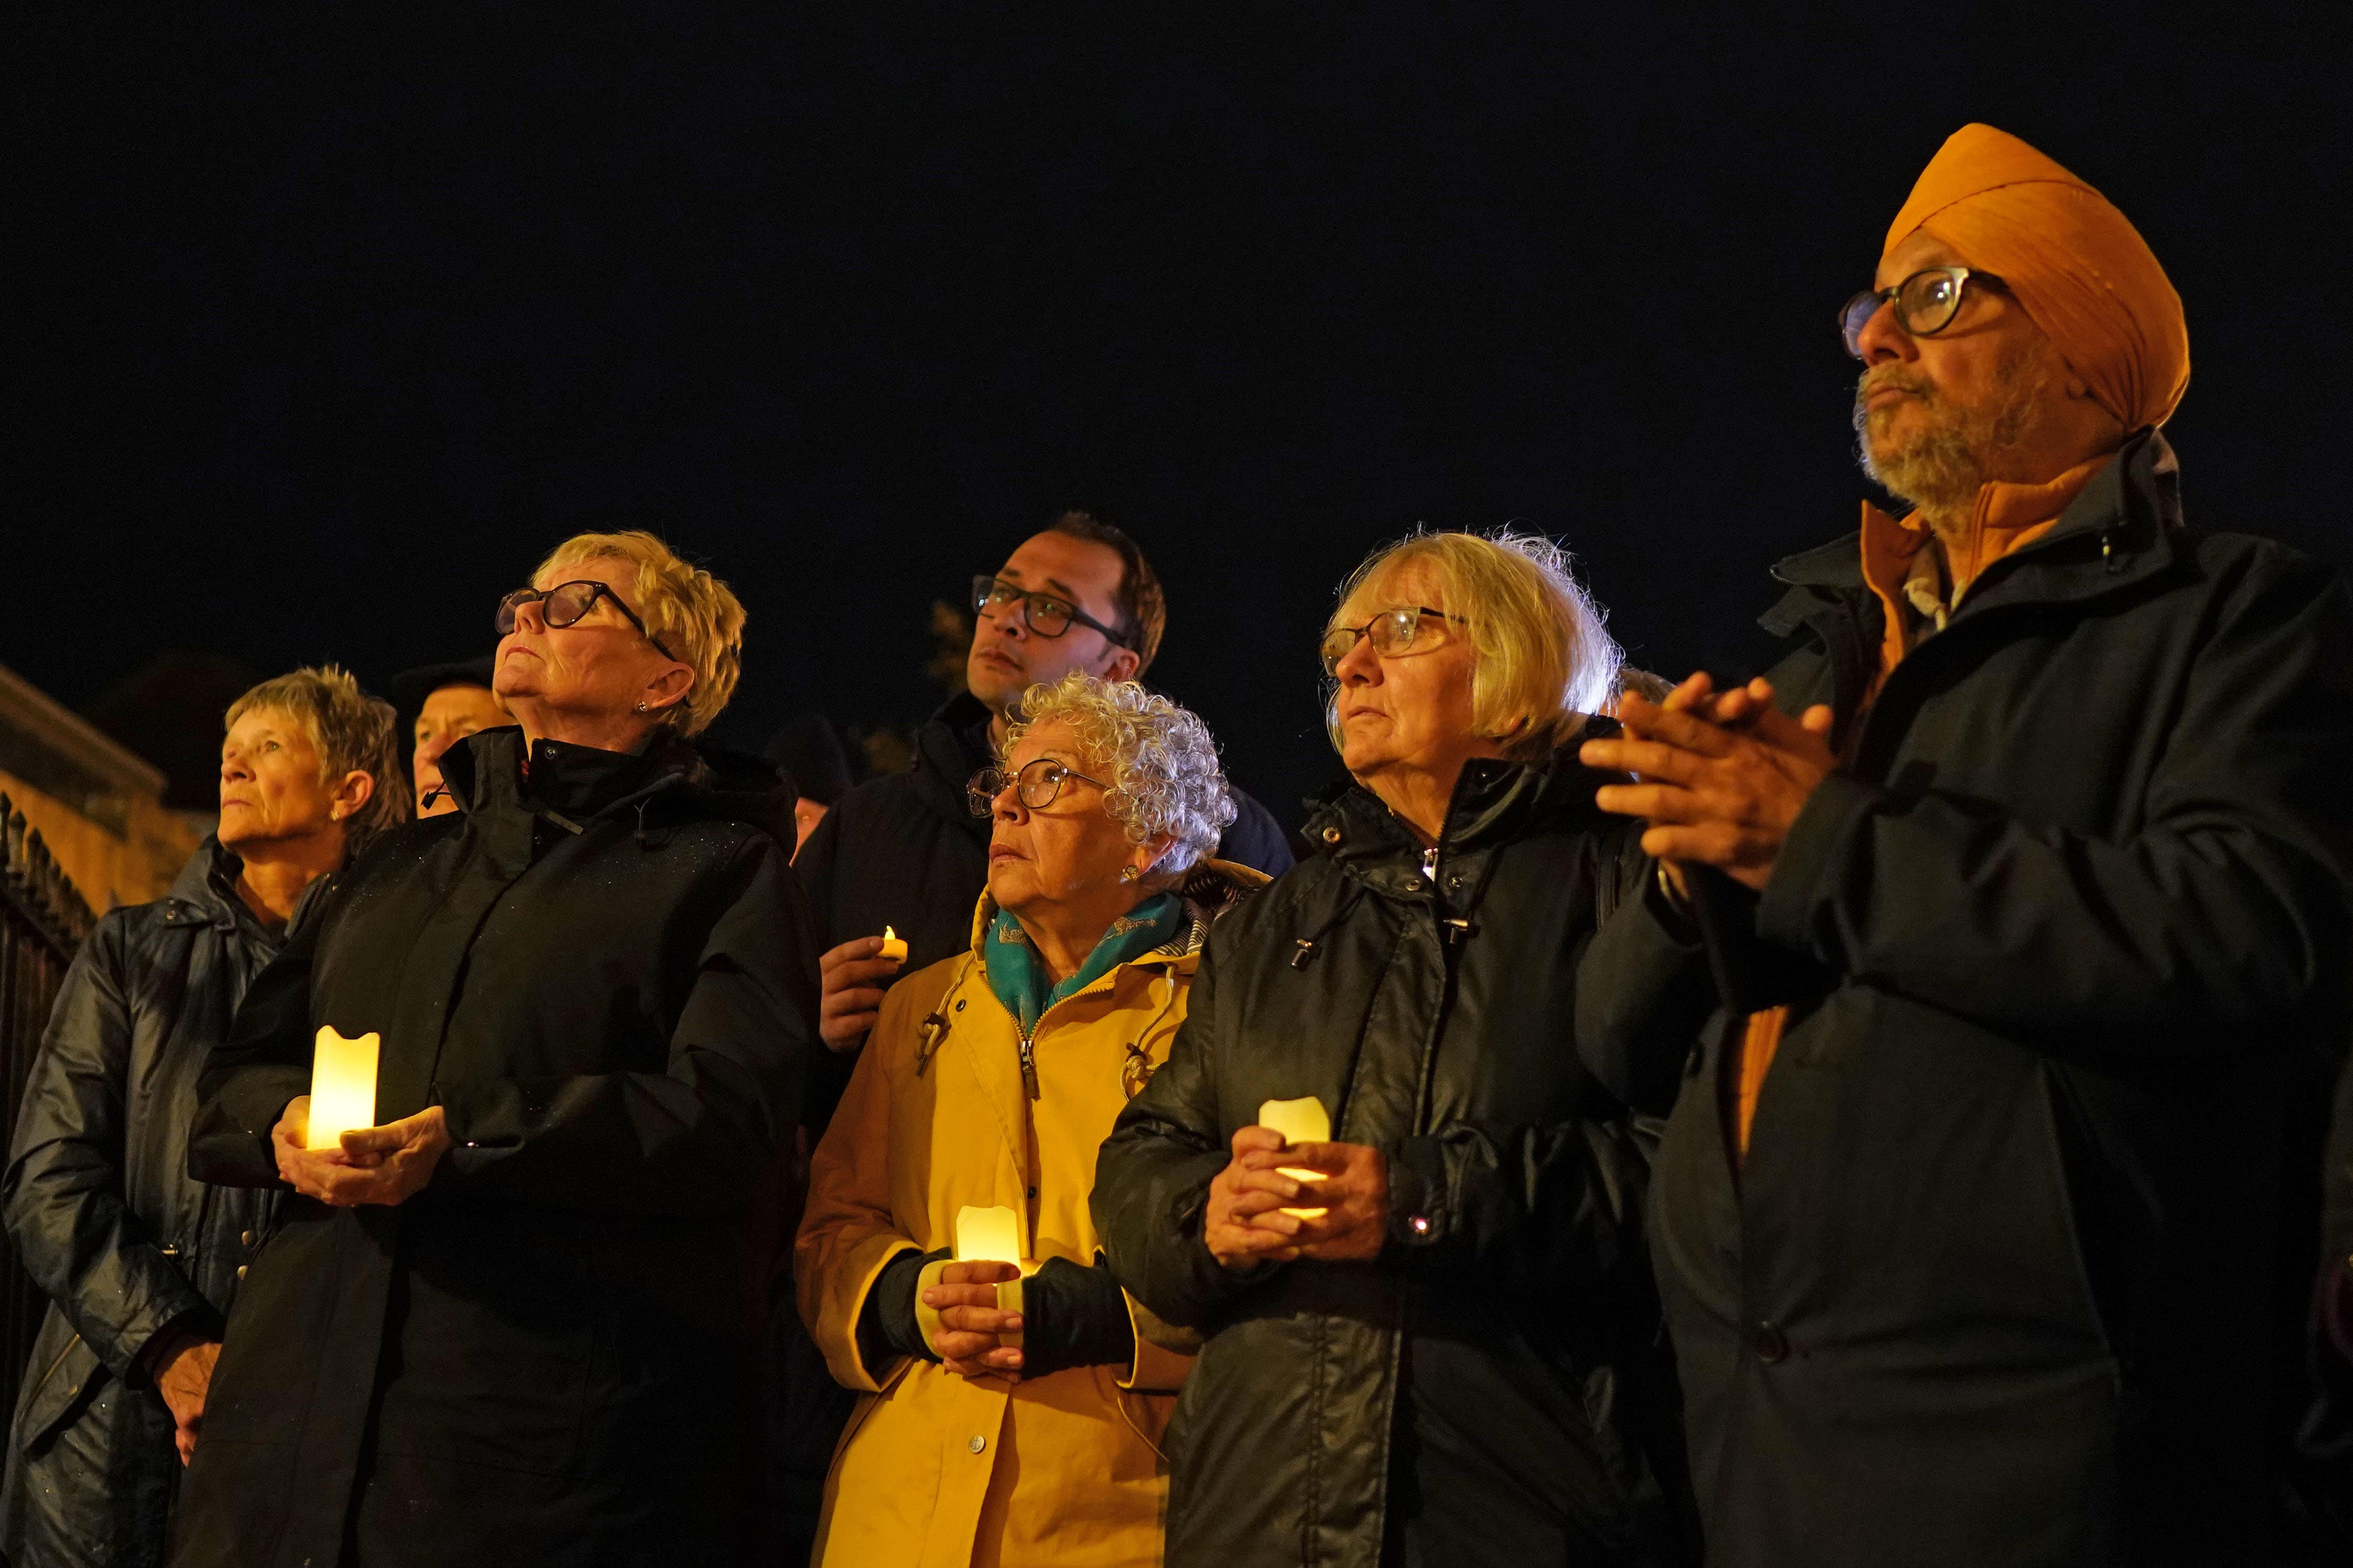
[443,725,710,829]
[161,836,335,939]
[962,855,1273,966]
[1761,427,2183,639]
[1301,726,1620,883]
[911,692,998,844]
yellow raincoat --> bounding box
[799,861,1266,1568]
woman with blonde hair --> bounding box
[2,667,401,1568]
[799,672,1266,1567]
[1097,529,1698,1566]
[172,530,820,1566]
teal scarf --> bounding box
[984,892,1184,1037]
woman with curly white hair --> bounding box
[798,672,1265,1568]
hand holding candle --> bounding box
[817,932,909,1053]
[918,1204,1030,1379]
[1257,1097,1331,1219]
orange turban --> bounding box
[1886,123,2189,431]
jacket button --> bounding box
[968,1435,987,1454]
[1321,827,1341,844]
[236,1265,249,1281]
[240,1231,254,1248]
[1753,1321,1788,1364]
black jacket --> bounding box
[1578,432,2353,1567]
[1095,743,1698,1568]
[794,692,1296,978]
[0,842,318,1568]
[168,728,819,1568]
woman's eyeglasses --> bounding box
[1838,266,2005,359]
[1319,606,1465,677]
[496,581,676,660]
[967,757,1112,817]
[972,576,1135,649]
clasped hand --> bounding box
[923,1260,1025,1381]
[1205,1126,1388,1270]
[271,1096,453,1207]
[1580,673,1837,891]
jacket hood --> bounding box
[1300,726,1623,882]
[963,855,1272,963]
[441,725,777,837]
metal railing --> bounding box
[0,792,96,1431]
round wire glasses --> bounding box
[967,757,1112,817]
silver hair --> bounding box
[1005,672,1237,877]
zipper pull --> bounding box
[1017,1033,1041,1100]
[1421,846,1440,881]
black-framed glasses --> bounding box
[966,757,1112,817]
[1319,606,1466,677]
[496,580,676,660]
[972,576,1135,649]
[1838,266,2006,358]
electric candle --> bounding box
[1258,1096,1330,1220]
[307,1026,380,1149]
[954,1204,1026,1342]
[877,926,908,964]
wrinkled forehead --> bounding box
[226,704,311,749]
[1333,555,1447,630]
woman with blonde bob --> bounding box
[800,672,1267,1568]
[1098,529,1699,1566]
[175,529,820,1566]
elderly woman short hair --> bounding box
[1,665,400,1568]
[799,672,1265,1568]
[1097,529,1700,1566]
[174,529,820,1566]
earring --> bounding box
[1119,866,1139,883]
[634,701,649,713]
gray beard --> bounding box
[1852,352,2050,535]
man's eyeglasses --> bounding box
[496,581,676,660]
[1839,266,2005,358]
[1319,606,1466,677]
[967,757,1112,817]
[972,576,1135,649]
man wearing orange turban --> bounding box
[1579,125,2353,1564]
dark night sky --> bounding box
[12,8,2350,824]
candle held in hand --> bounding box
[307,1027,380,1149]
[877,926,908,965]
[954,1204,1027,1344]
[1258,1096,1331,1220]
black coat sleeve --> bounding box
[431,833,820,1216]
[1758,551,2353,1046]
[5,914,214,1374]
[1093,931,1267,1329]
[1575,874,1715,1118]
[188,923,322,1189]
